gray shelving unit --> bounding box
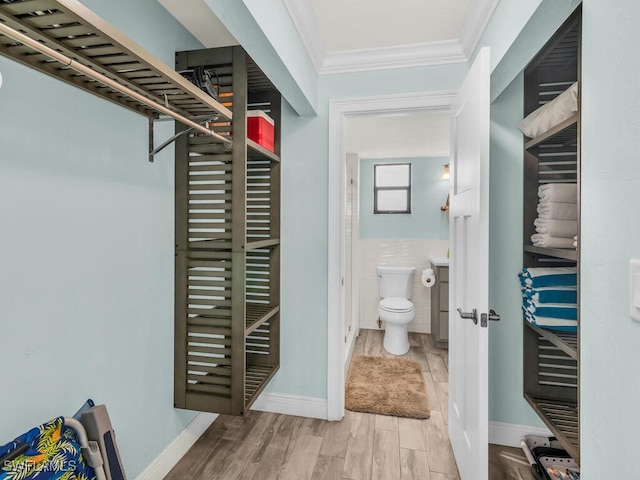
[174,46,281,416]
[522,8,581,462]
[430,261,449,349]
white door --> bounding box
[448,47,491,480]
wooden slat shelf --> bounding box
[525,394,580,461]
[244,364,279,408]
[245,304,279,336]
[524,114,578,150]
[246,239,280,251]
[248,140,280,163]
[0,0,231,125]
[176,46,281,417]
[524,245,577,261]
[524,320,578,360]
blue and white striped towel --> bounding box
[519,267,577,288]
[523,301,578,320]
[524,311,577,332]
[522,287,577,304]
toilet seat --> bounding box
[379,297,414,313]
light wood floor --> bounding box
[165,329,533,480]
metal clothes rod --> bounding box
[0,22,232,145]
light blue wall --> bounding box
[359,157,449,240]
[0,0,201,477]
[488,74,545,428]
[581,1,640,476]
[204,0,317,115]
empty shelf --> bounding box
[525,321,578,360]
[244,364,278,408]
[245,304,279,336]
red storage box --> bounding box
[247,110,275,152]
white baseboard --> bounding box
[251,392,327,420]
[489,421,552,447]
[136,412,218,480]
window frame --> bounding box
[373,162,412,214]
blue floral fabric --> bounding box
[0,417,95,480]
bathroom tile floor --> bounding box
[165,329,534,480]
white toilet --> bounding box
[376,265,416,355]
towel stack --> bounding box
[518,267,578,332]
[531,183,577,249]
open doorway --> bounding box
[327,91,457,420]
[342,111,451,373]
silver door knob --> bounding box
[457,307,478,325]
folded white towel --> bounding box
[531,234,576,249]
[518,82,579,138]
[538,183,577,203]
[534,218,578,238]
[537,202,578,220]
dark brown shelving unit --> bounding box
[522,8,581,462]
[174,46,281,416]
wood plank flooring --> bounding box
[165,329,534,480]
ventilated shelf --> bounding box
[525,394,580,461]
[244,364,278,408]
[248,140,280,163]
[0,0,231,139]
[524,245,578,261]
[245,304,279,335]
[524,320,578,360]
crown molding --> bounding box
[459,0,501,58]
[283,0,498,75]
[320,40,466,75]
[282,0,326,72]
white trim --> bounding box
[282,0,326,72]
[488,421,552,448]
[251,392,327,420]
[327,91,457,422]
[320,41,466,75]
[135,412,218,480]
[459,0,501,59]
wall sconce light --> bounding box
[441,163,450,180]
[0,71,3,90]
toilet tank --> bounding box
[376,266,416,299]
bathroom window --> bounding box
[373,163,411,214]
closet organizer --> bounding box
[0,0,232,153]
[0,1,281,416]
[521,9,581,461]
[173,47,281,416]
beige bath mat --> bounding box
[345,355,430,419]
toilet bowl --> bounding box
[378,297,415,355]
[376,266,416,355]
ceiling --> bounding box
[159,0,499,74]
[309,0,472,52]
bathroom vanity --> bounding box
[429,257,449,349]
